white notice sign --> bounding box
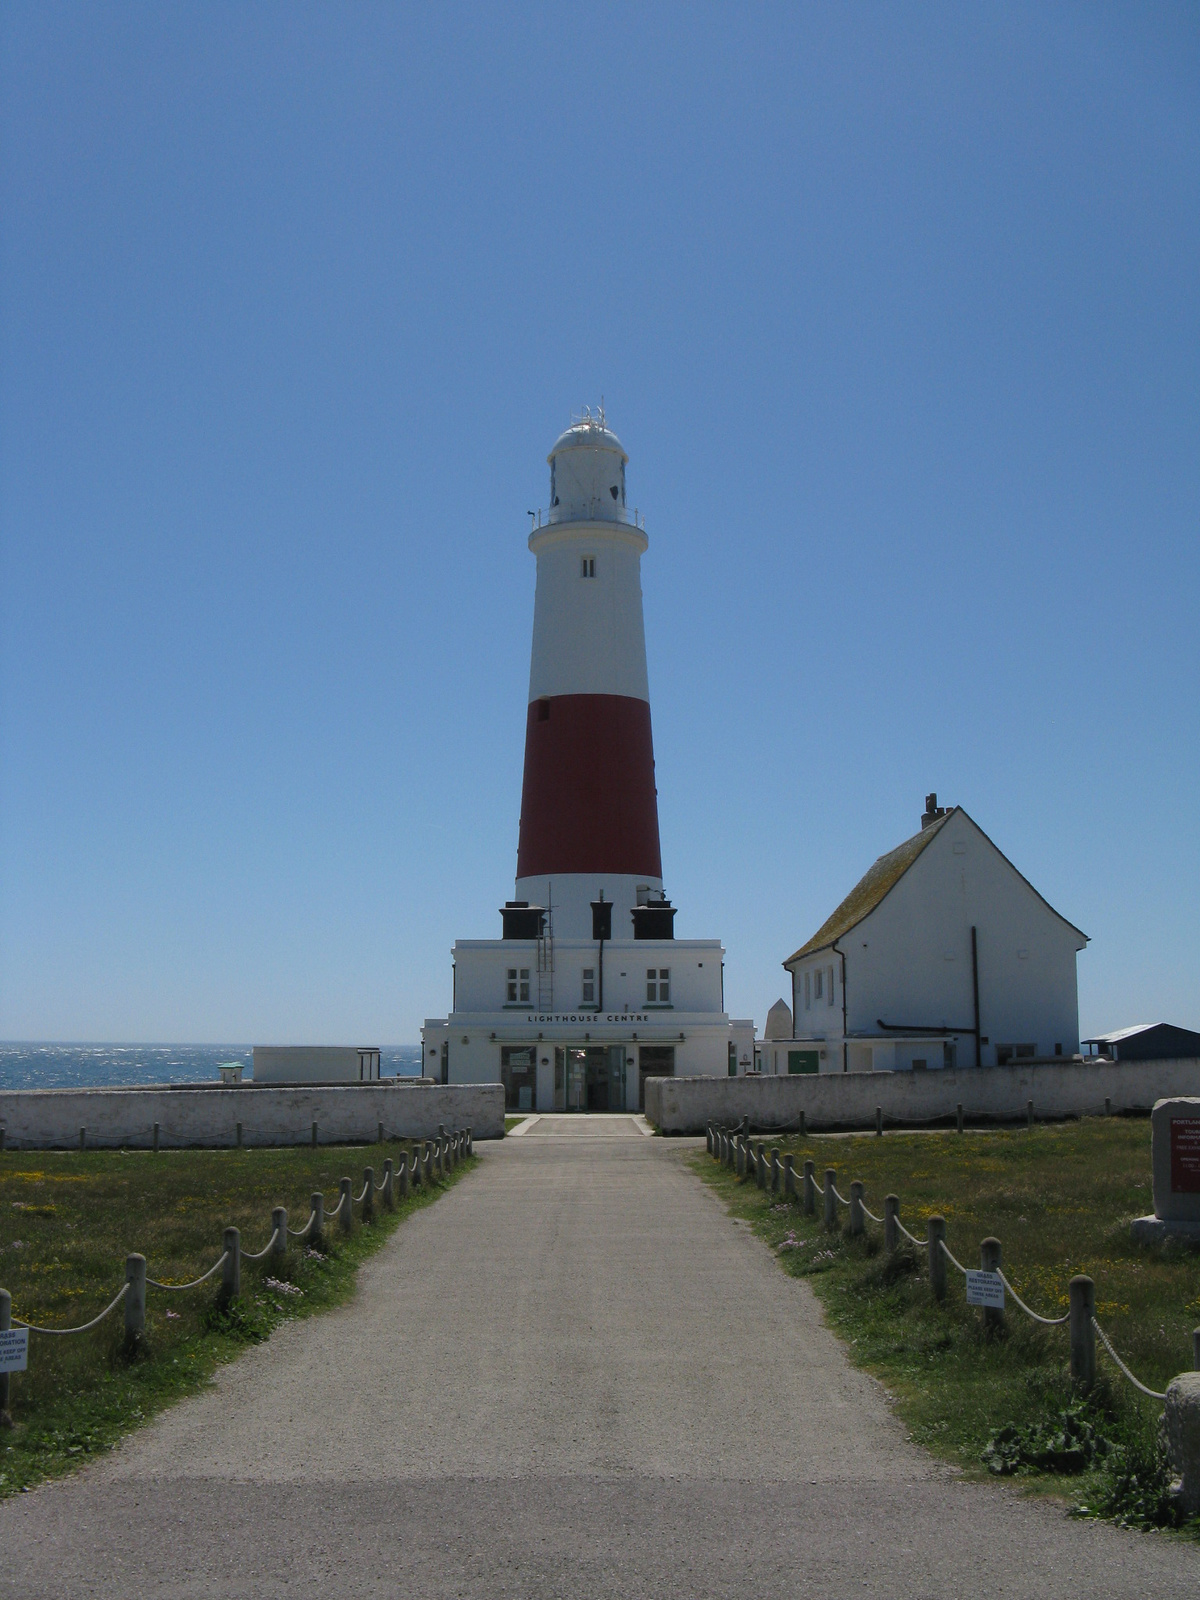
[0,1326,29,1373]
[965,1270,1004,1309]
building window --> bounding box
[646,967,670,1003]
[506,968,530,1004]
[813,969,823,1002]
[804,971,811,1009]
[581,556,596,578]
[827,965,835,1006]
[581,968,595,1005]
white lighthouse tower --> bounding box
[515,409,665,940]
[423,411,754,1112]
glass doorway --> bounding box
[500,1046,537,1111]
[554,1045,626,1111]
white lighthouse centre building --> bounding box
[423,412,754,1112]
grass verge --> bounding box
[695,1119,1200,1533]
[1,1140,473,1497]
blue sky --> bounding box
[1,3,1197,1045]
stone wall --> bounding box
[644,1058,1200,1136]
[0,1081,506,1149]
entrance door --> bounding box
[787,1050,819,1075]
[638,1045,675,1110]
[500,1046,538,1110]
[563,1046,626,1111]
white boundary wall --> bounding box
[0,1082,505,1149]
[644,1058,1200,1135]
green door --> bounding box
[788,1050,819,1075]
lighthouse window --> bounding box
[609,485,619,500]
[581,968,595,1005]
[581,556,596,578]
[646,967,670,1003]
[813,969,823,1001]
[506,968,531,1004]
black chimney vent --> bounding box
[591,898,612,941]
[500,902,546,940]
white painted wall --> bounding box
[253,1046,379,1084]
[0,1082,506,1148]
[511,875,665,943]
[451,937,725,1016]
[787,810,1085,1065]
[646,1058,1200,1135]
[526,523,651,702]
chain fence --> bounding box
[705,1120,1198,1405]
[0,1127,473,1392]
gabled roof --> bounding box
[785,813,952,965]
[784,807,1087,967]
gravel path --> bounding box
[1,1116,1195,1596]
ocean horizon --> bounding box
[0,1042,424,1091]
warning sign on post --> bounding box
[1170,1118,1200,1194]
[965,1270,1005,1309]
[0,1326,28,1373]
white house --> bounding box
[765,796,1087,1074]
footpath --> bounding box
[0,1115,1196,1597]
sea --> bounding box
[0,1043,424,1091]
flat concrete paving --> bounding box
[1,1127,1195,1597]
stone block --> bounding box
[1164,1371,1200,1517]
[1151,1097,1200,1224]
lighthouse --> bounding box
[515,410,666,941]
[423,412,754,1112]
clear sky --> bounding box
[1,3,1197,1046]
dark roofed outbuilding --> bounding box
[1082,1023,1200,1062]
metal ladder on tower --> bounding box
[537,896,554,1012]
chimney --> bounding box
[921,792,947,829]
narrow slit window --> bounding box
[581,556,596,578]
[581,968,595,1005]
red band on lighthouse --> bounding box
[517,693,662,879]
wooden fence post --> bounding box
[823,1169,837,1230]
[885,1195,899,1251]
[339,1177,353,1233]
[310,1192,323,1246]
[221,1228,240,1302]
[0,1289,11,1426]
[1069,1276,1096,1386]
[361,1170,374,1224]
[803,1159,816,1216]
[849,1181,864,1236]
[124,1254,146,1346]
[875,1106,883,1137]
[981,1237,1002,1331]
[756,1143,767,1190]
[1027,1100,1034,1130]
[927,1216,947,1301]
[236,1121,243,1149]
[956,1103,964,1135]
[312,1120,319,1148]
[271,1207,287,1260]
[783,1153,795,1199]
[770,1150,781,1195]
[382,1159,394,1208]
